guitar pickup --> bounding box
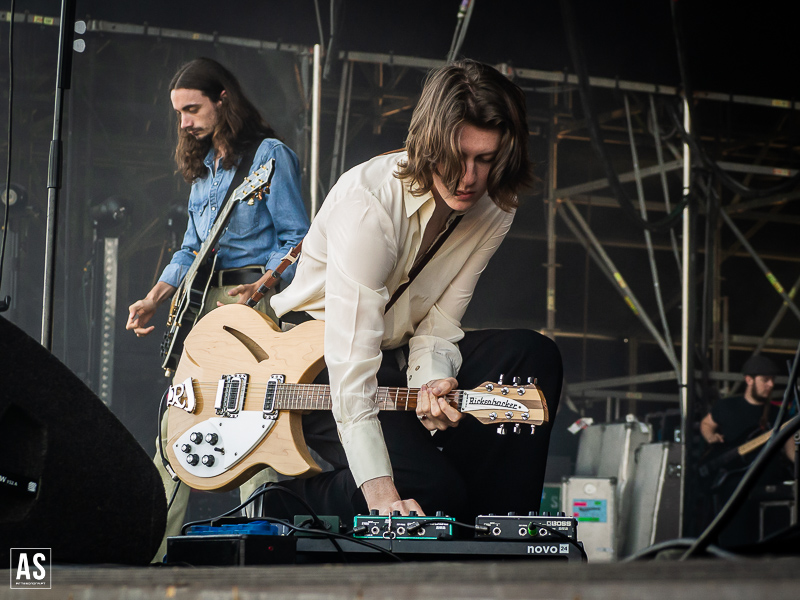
[167,378,197,413]
[262,374,285,419]
[215,374,249,417]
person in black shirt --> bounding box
[699,354,795,547]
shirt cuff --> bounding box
[339,418,393,488]
[159,263,188,289]
[406,335,461,388]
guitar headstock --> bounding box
[236,158,276,206]
[460,376,548,434]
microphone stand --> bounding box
[40,0,77,350]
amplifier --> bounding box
[475,513,578,541]
[353,510,455,540]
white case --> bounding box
[561,476,617,562]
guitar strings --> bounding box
[174,381,462,410]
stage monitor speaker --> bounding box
[0,316,167,565]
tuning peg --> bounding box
[496,424,507,435]
[512,377,521,386]
[529,425,536,435]
[498,374,505,385]
[512,424,522,434]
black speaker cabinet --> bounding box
[0,316,166,565]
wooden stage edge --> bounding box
[3,556,800,600]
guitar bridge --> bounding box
[215,374,249,417]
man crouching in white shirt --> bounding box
[268,59,563,524]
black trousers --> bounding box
[260,328,562,525]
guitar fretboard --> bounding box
[270,383,462,412]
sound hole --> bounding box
[223,326,270,362]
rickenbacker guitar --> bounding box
[160,160,276,376]
[164,303,549,492]
[698,421,790,488]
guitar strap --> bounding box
[213,141,260,229]
[385,213,463,314]
[246,241,303,307]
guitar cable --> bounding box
[177,483,403,562]
[155,386,182,511]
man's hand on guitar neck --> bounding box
[217,269,274,308]
[127,281,176,337]
[361,476,425,517]
[417,377,462,432]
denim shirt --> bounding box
[159,139,309,288]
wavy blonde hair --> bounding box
[395,60,532,211]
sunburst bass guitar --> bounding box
[165,304,549,491]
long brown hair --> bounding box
[395,60,532,211]
[170,57,277,183]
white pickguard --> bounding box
[172,411,276,478]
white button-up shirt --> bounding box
[272,152,514,487]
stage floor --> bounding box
[3,555,800,600]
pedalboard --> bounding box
[353,510,455,540]
[475,513,578,541]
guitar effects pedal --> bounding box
[475,513,577,541]
[353,510,455,540]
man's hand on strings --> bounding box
[416,377,462,432]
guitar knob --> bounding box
[201,455,215,467]
[409,511,418,517]
[436,511,445,517]
[180,444,192,454]
[392,510,401,517]
[369,509,380,516]
[205,433,219,445]
[496,425,507,435]
[189,431,203,444]
[186,454,200,466]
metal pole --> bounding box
[310,44,322,218]
[545,90,559,337]
[41,0,78,349]
[679,98,693,538]
[329,59,350,190]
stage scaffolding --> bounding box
[3,10,799,536]
[6,10,797,406]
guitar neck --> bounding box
[183,196,242,284]
[272,383,460,412]
[738,421,790,457]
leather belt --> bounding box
[216,267,264,287]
